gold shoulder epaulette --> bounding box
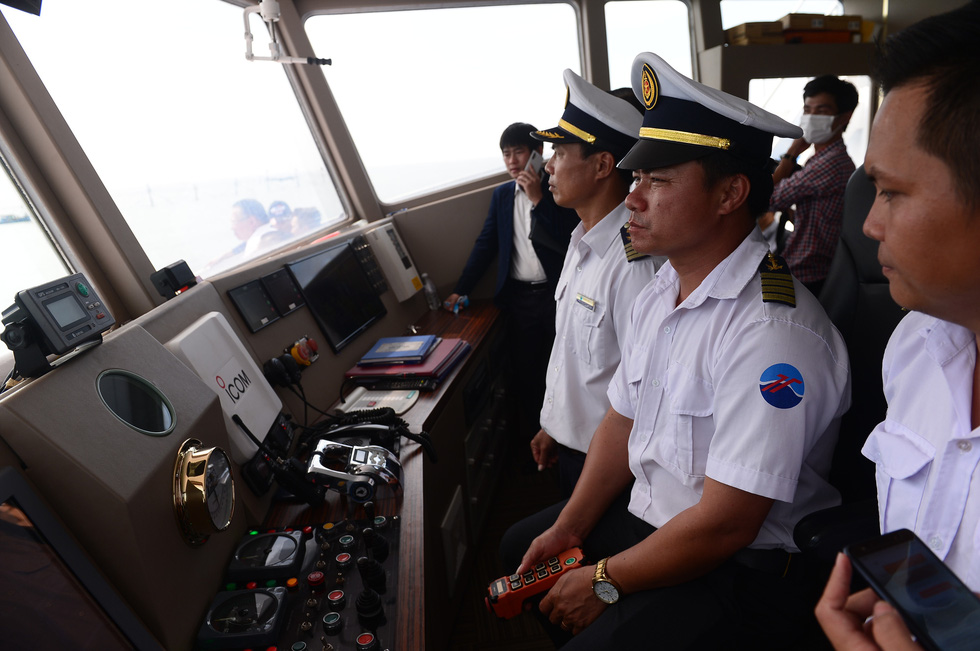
[619,223,649,263]
[759,252,796,307]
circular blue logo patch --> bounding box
[759,363,805,409]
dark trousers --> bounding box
[557,445,586,500]
[502,279,556,439]
[500,496,819,650]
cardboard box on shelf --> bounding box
[725,21,784,46]
[783,30,855,45]
[779,13,862,32]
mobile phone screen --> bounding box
[846,529,980,651]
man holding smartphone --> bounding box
[816,4,980,649]
[446,123,579,444]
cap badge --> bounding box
[641,63,659,110]
[564,84,570,109]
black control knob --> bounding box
[355,632,380,651]
[335,552,353,572]
[307,571,325,594]
[326,589,347,611]
[357,556,387,594]
[338,534,356,551]
[362,527,389,562]
[322,611,343,636]
[356,588,386,630]
[363,501,375,522]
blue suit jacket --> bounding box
[454,175,578,306]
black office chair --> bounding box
[794,166,909,565]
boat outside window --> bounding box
[3,0,347,279]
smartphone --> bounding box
[845,528,980,651]
[525,150,544,178]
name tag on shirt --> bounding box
[575,294,596,311]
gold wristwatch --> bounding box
[592,556,622,604]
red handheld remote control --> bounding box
[484,547,585,619]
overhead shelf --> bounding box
[699,42,877,98]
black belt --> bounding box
[510,279,550,293]
[731,548,799,579]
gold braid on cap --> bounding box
[559,119,597,144]
[639,127,730,150]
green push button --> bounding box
[76,283,89,297]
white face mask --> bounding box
[800,114,837,145]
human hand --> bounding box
[539,564,606,635]
[787,136,811,159]
[443,293,462,313]
[866,601,922,651]
[531,429,558,471]
[515,524,583,576]
[816,553,922,651]
[515,170,543,206]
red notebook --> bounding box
[345,338,470,383]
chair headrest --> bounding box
[841,166,884,284]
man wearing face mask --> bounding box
[770,75,858,297]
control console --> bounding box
[197,507,399,650]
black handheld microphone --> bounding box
[232,414,325,505]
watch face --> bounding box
[594,580,619,604]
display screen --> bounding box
[286,242,386,353]
[45,294,87,330]
[261,269,305,317]
[228,280,280,333]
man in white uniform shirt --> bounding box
[501,53,850,649]
[529,69,662,497]
[815,5,980,649]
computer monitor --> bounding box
[286,241,387,353]
[0,466,163,650]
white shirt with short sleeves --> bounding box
[539,203,662,453]
[607,227,850,550]
[861,312,980,591]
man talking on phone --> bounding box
[815,4,980,650]
[446,123,579,445]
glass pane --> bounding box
[305,4,580,202]
[749,75,872,168]
[720,0,844,30]
[3,0,347,279]
[0,153,69,308]
[606,1,692,89]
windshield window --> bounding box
[305,4,580,203]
